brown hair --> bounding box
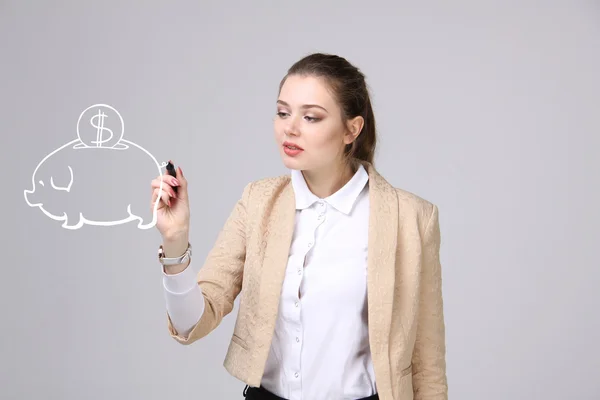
[278,53,377,166]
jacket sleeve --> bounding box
[166,181,252,344]
[412,204,448,399]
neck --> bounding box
[302,159,357,199]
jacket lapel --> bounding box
[364,162,399,397]
[254,182,296,356]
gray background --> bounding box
[2,1,599,399]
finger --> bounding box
[150,187,165,210]
[159,172,181,194]
[150,189,166,211]
[157,173,179,186]
[153,187,171,208]
[151,178,176,198]
[174,166,188,200]
[151,182,171,205]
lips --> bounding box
[283,141,303,150]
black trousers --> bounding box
[243,384,379,400]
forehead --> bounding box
[279,75,336,108]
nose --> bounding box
[284,118,300,137]
[24,189,37,205]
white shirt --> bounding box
[163,164,376,400]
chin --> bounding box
[280,154,305,170]
[281,158,301,170]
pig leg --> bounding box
[61,211,85,230]
[128,201,156,230]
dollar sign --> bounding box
[90,110,114,147]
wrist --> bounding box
[162,235,189,257]
[163,227,189,241]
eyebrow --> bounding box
[277,100,328,113]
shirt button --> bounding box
[307,242,313,248]
[294,372,299,378]
[297,269,301,275]
[295,301,299,307]
[296,337,300,343]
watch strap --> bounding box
[158,242,192,266]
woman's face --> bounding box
[274,74,357,172]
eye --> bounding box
[276,111,288,118]
[39,180,44,186]
[304,116,320,122]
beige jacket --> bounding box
[166,161,448,400]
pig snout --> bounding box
[24,188,39,206]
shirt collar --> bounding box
[290,163,369,215]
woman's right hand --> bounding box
[150,163,190,242]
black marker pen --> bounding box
[166,161,178,194]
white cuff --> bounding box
[164,284,205,337]
[162,261,197,294]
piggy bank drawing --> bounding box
[24,137,164,230]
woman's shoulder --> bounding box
[394,185,436,215]
[237,174,291,204]
[365,160,438,218]
[247,173,291,192]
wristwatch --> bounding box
[158,242,192,266]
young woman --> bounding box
[150,53,448,400]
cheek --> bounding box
[273,119,285,135]
[308,126,342,149]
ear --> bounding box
[344,115,364,145]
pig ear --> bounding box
[49,165,74,192]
